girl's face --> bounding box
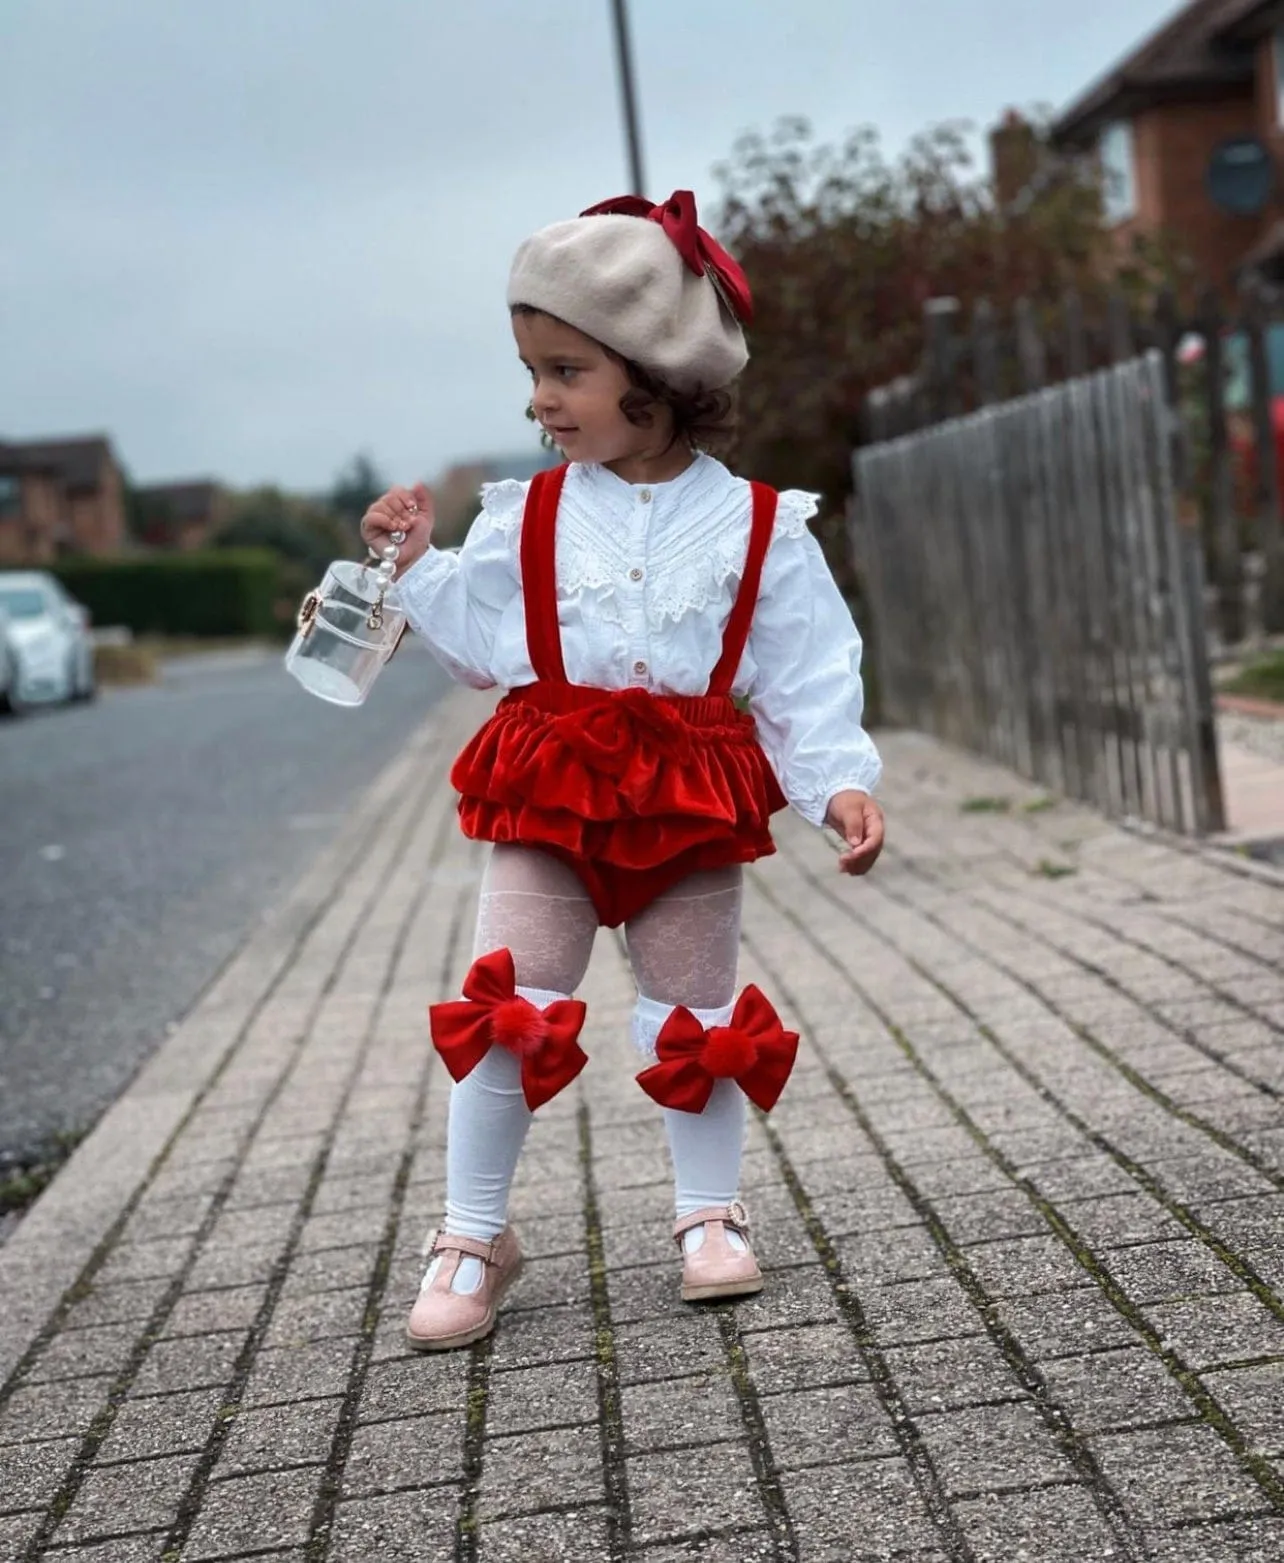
[513,310,675,471]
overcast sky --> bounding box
[2,0,1180,493]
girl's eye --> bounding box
[556,365,577,381]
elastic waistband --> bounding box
[503,681,744,729]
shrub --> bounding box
[50,550,280,637]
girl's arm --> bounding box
[745,497,883,828]
[391,481,526,689]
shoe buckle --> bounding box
[726,1200,750,1231]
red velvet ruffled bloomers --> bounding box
[452,681,787,926]
[450,464,787,928]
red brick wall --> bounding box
[1127,92,1262,287]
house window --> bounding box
[0,475,20,519]
[1100,121,1136,221]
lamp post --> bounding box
[610,0,647,196]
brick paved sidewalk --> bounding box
[1,694,1282,1563]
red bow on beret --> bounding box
[581,189,754,326]
[636,986,798,1114]
[429,949,588,1111]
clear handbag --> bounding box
[284,534,407,707]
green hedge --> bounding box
[45,550,281,637]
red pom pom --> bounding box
[490,998,548,1056]
[701,1025,757,1079]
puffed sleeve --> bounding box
[391,480,526,689]
[745,491,883,826]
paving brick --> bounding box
[1106,1240,1242,1304]
[992,1286,1142,1359]
[98,1388,224,1464]
[625,1439,761,1545]
[45,1534,170,1560]
[0,1435,77,1512]
[613,1317,725,1386]
[477,1505,613,1562]
[59,1275,172,1332]
[619,1370,740,1454]
[354,1357,469,1424]
[1201,1360,1284,1456]
[162,1284,269,1339]
[183,1465,322,1558]
[0,1513,40,1556]
[776,1456,944,1558]
[880,1334,1023,1413]
[477,1423,605,1520]
[24,1323,138,1384]
[738,1322,870,1399]
[240,1337,356,1407]
[325,1489,456,1560]
[52,1452,199,1542]
[485,1358,600,1436]
[218,1395,344,1476]
[914,1400,1075,1495]
[132,1330,246,1396]
[858,1276,985,1345]
[1037,1347,1193,1433]
[759,1381,900,1470]
[630,1536,780,1562]
[0,1375,114,1444]
[1090,1422,1271,1527]
[954,1483,1124,1563]
[340,1411,460,1497]
[1145,1292,1284,1369]
[1142,1515,1284,1563]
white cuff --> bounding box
[631,994,734,1060]
[516,984,569,1010]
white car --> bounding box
[0,571,96,714]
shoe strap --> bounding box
[673,1200,749,1247]
[424,1229,501,1264]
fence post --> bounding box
[923,297,962,422]
[1196,288,1244,645]
[1062,290,1089,379]
[1015,298,1047,391]
[972,299,1001,405]
[1241,280,1284,633]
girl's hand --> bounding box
[825,790,885,876]
[360,483,435,577]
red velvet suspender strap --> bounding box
[707,482,779,696]
[520,464,570,683]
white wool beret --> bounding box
[507,208,749,394]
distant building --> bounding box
[0,434,126,563]
[1045,0,1284,288]
[132,480,228,550]
[432,447,559,545]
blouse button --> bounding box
[633,659,648,676]
[639,488,652,503]
[629,567,644,582]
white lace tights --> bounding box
[442,846,746,1282]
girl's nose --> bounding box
[531,378,559,415]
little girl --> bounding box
[360,191,884,1352]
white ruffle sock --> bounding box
[433,984,566,1296]
[632,995,750,1257]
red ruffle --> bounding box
[451,684,785,873]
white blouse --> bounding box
[393,454,881,826]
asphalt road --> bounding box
[0,642,452,1172]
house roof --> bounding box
[0,435,116,490]
[1052,0,1275,145]
[135,480,223,522]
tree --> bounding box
[715,116,1178,593]
[328,453,386,538]
[214,487,354,603]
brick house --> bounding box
[0,435,127,562]
[132,480,228,550]
[1048,0,1284,287]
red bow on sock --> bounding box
[636,986,798,1114]
[429,949,588,1111]
[580,190,754,325]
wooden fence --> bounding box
[863,288,1284,648]
[854,351,1226,836]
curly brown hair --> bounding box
[512,304,739,458]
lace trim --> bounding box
[478,479,529,534]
